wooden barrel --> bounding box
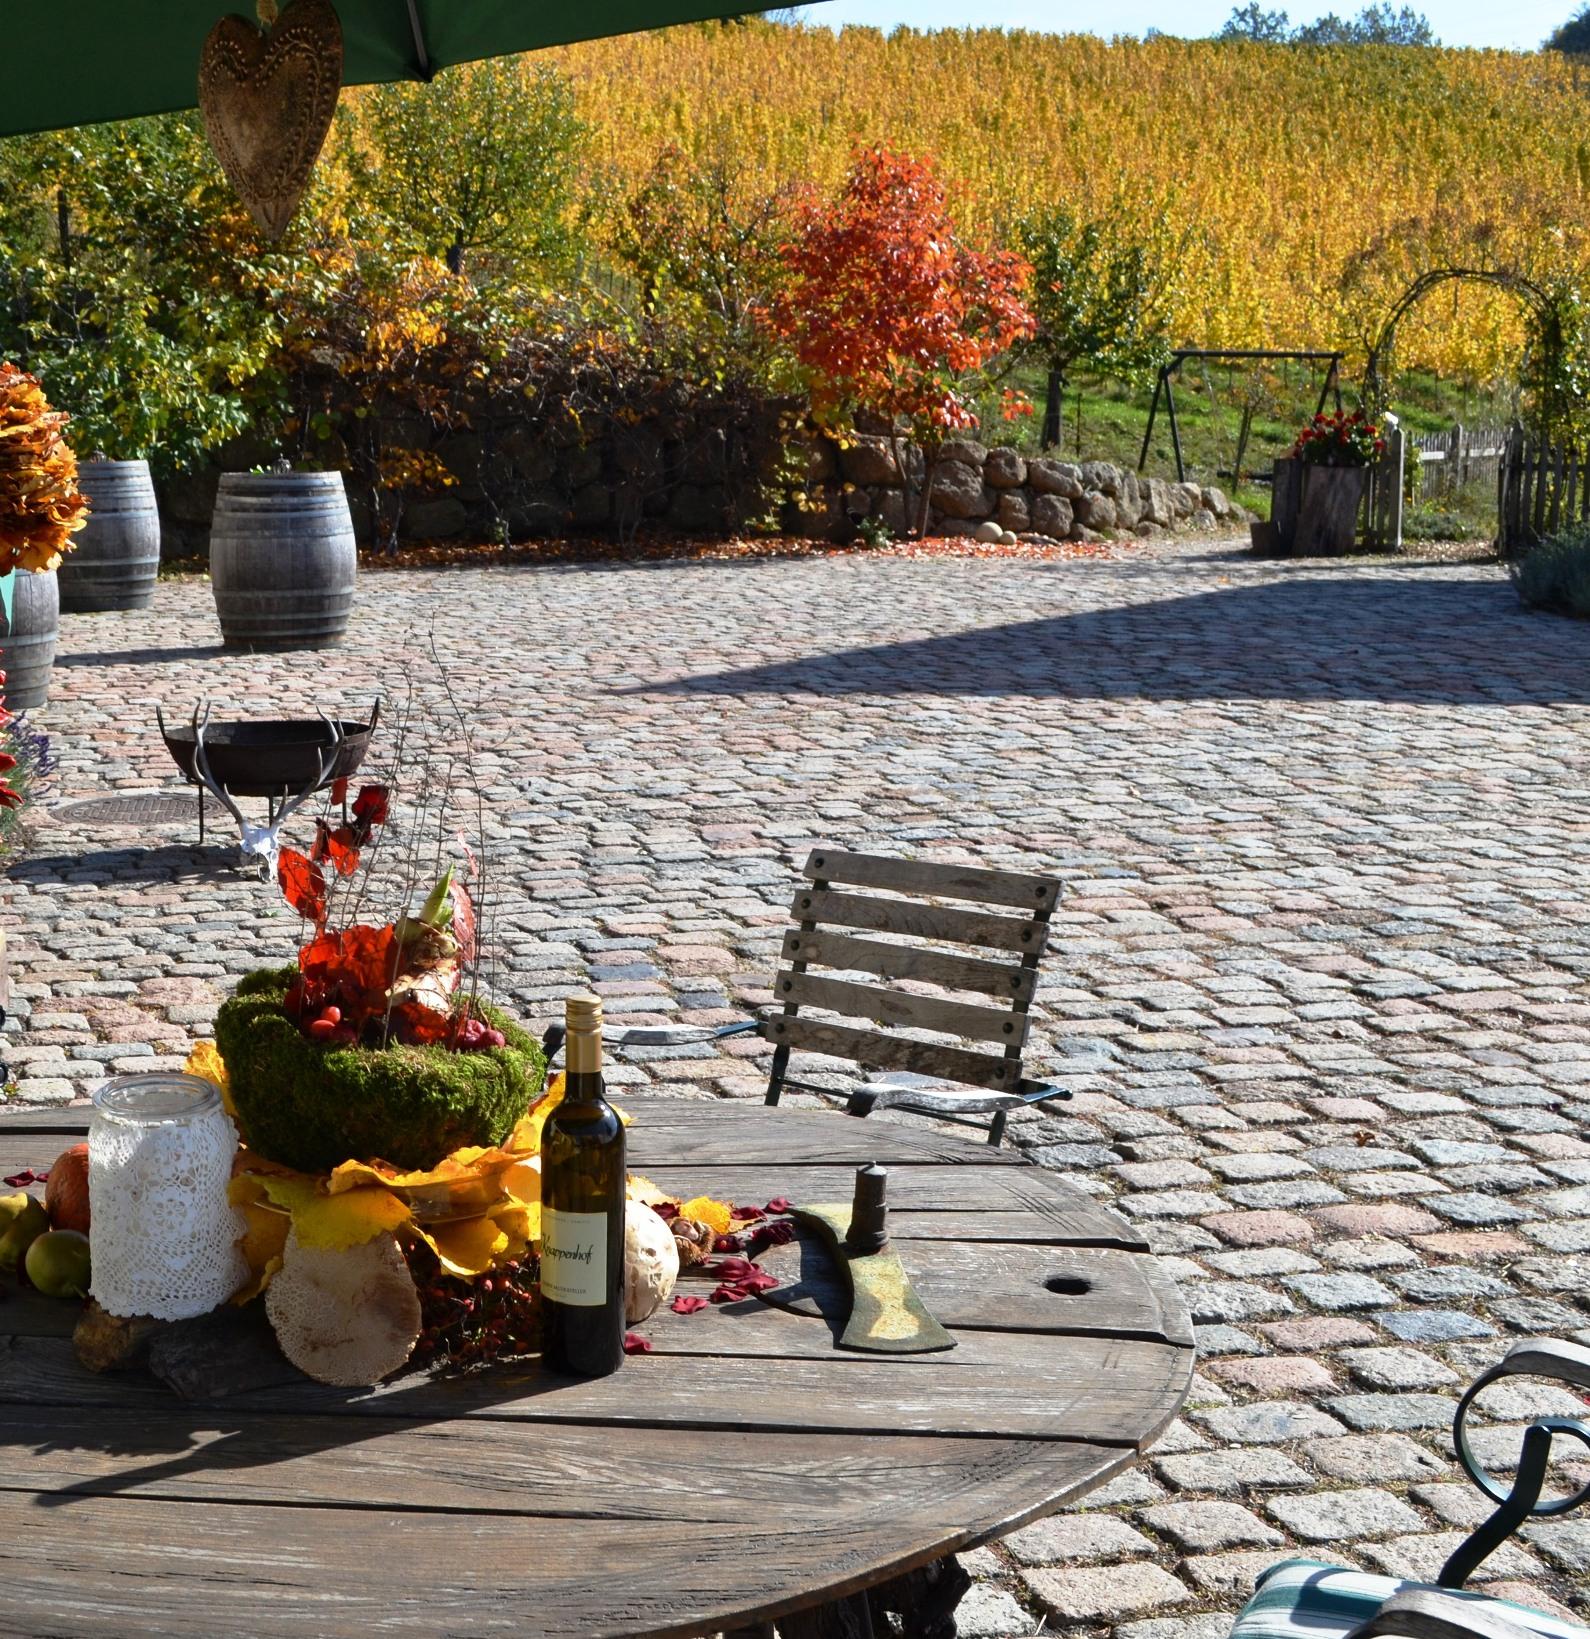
[209,472,357,650]
[56,459,161,612]
[0,570,59,711]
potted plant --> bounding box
[0,364,89,708]
[1275,409,1385,557]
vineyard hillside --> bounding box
[538,23,1590,383]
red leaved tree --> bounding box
[769,143,1035,538]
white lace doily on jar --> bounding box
[88,1073,249,1321]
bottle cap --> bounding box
[566,993,603,1030]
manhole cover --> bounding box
[53,792,197,827]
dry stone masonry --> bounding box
[805,434,1249,544]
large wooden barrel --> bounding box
[209,472,357,650]
[0,570,59,711]
[56,459,161,612]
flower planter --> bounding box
[1292,462,1368,557]
[215,967,548,1174]
[209,471,357,650]
[57,459,161,612]
[0,569,59,711]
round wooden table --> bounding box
[0,1096,1192,1638]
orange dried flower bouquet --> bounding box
[0,362,88,573]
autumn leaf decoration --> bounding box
[0,363,89,574]
[273,785,491,1051]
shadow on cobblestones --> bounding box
[57,643,227,669]
[8,843,235,884]
[641,577,1588,705]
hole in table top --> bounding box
[1046,1275,1091,1295]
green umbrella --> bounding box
[4,0,807,139]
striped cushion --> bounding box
[1229,1559,1588,1639]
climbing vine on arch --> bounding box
[1362,267,1590,442]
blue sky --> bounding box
[801,0,1571,51]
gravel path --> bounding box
[5,538,1590,1635]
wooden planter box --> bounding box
[1271,457,1367,556]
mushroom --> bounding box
[625,1201,681,1323]
[265,1227,422,1386]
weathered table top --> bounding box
[0,1097,1192,1638]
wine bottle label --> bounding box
[541,1208,609,1307]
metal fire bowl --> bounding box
[161,714,376,798]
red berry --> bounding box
[321,1005,342,1026]
[307,1017,337,1041]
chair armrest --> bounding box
[1344,1589,1541,1639]
[1019,1081,1072,1106]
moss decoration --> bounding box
[215,967,547,1174]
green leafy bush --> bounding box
[1510,522,1590,616]
[215,967,547,1173]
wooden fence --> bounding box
[1408,422,1508,498]
[1498,425,1590,555]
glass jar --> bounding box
[88,1072,248,1320]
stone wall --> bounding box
[802,434,1248,544]
[154,423,1244,554]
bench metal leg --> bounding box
[765,1043,791,1107]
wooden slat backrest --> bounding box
[800,849,1060,913]
[778,930,1037,1003]
[770,849,1061,1095]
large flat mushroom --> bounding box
[265,1227,422,1386]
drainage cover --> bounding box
[53,792,197,827]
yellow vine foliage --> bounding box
[527,25,1590,382]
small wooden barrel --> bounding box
[0,569,59,711]
[57,459,161,612]
[209,472,357,650]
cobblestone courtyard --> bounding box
[5,539,1590,1636]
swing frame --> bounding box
[1137,348,1345,481]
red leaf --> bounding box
[278,849,327,925]
[298,923,398,1029]
[320,823,362,878]
[451,876,477,965]
[670,1295,709,1315]
[391,998,454,1045]
[352,785,389,826]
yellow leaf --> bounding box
[415,1213,510,1277]
[184,1040,236,1116]
[679,1196,733,1236]
[293,1185,414,1251]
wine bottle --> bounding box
[540,993,626,1376]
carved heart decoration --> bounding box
[198,0,343,241]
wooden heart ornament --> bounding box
[199,0,343,241]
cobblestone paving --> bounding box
[5,540,1590,1636]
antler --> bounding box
[192,705,248,834]
[269,713,345,831]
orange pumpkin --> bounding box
[44,1143,90,1235]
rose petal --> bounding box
[3,1170,41,1187]
[670,1294,710,1315]
[730,1204,764,1221]
[710,1283,750,1304]
[622,1331,653,1354]
[764,1197,791,1214]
